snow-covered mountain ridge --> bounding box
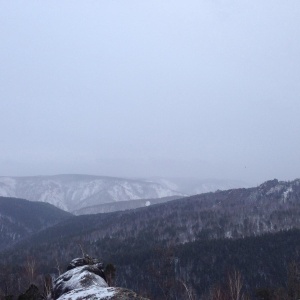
[147,177,248,195]
[0,175,183,212]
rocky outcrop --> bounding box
[52,255,149,300]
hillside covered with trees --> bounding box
[1,179,300,299]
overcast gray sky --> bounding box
[1,1,300,185]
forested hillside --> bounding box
[1,179,300,299]
[0,196,71,250]
[9,178,300,249]
[1,229,300,299]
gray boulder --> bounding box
[52,256,149,300]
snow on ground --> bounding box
[283,187,293,203]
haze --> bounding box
[1,1,300,185]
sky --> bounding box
[0,1,300,185]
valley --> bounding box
[1,178,300,299]
[0,175,246,213]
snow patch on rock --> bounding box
[57,287,115,300]
[53,256,149,300]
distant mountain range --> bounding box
[151,177,248,195]
[0,175,184,212]
[12,178,300,249]
[1,178,300,299]
[0,174,246,213]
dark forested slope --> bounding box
[0,196,72,250]
[10,178,300,249]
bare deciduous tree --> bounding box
[208,284,226,300]
[178,279,194,300]
[227,269,244,300]
[38,274,53,300]
[24,256,37,285]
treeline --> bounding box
[1,229,300,299]
[108,229,300,299]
